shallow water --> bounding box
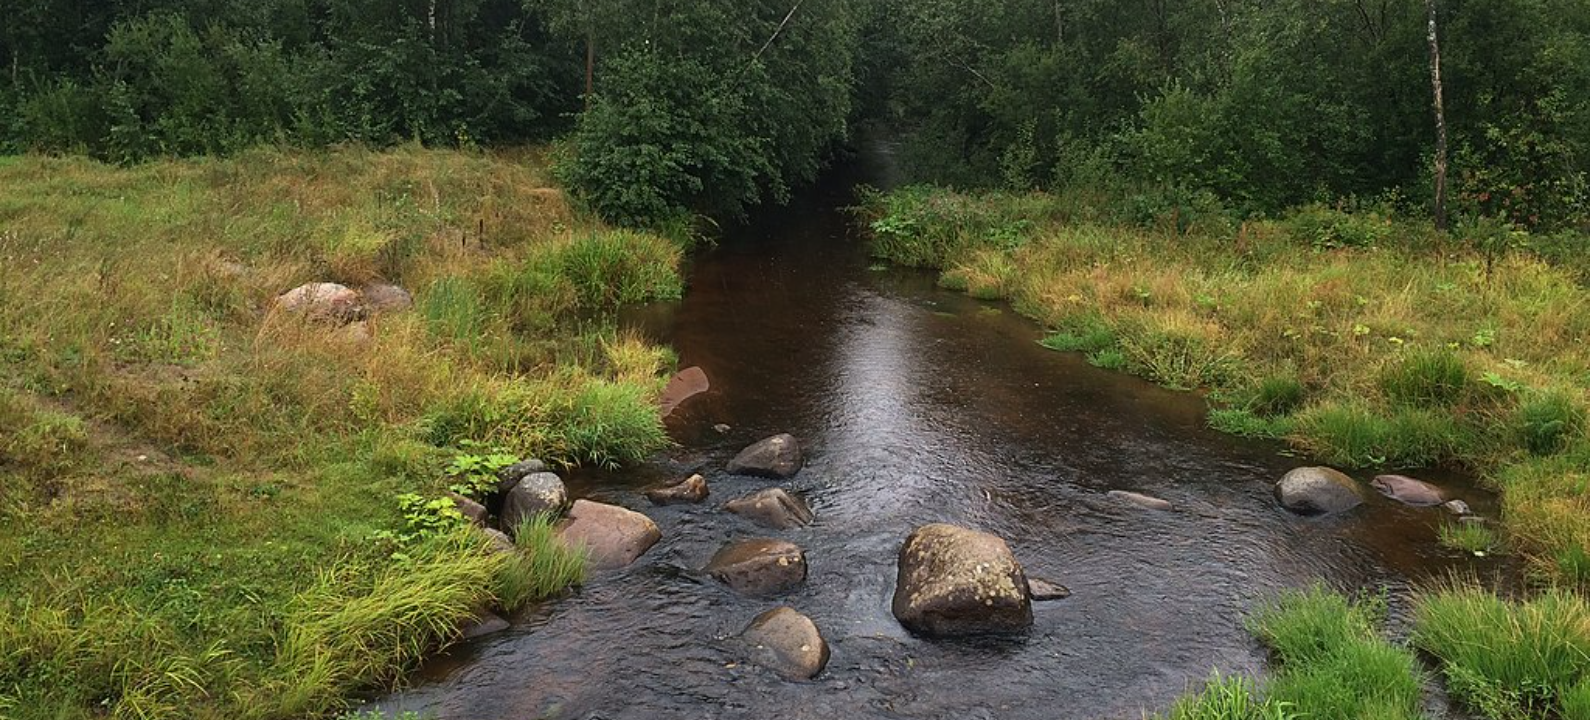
[372,149,1506,720]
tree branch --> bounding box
[754,0,806,61]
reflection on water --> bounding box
[372,149,1505,719]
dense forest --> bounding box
[3,0,1588,230]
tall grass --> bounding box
[1414,585,1590,720]
[498,515,587,608]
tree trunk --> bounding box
[1425,0,1449,232]
[585,30,594,109]
[1054,0,1064,45]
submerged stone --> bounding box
[646,474,710,505]
[724,488,815,529]
[1371,474,1445,507]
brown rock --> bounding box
[458,610,510,640]
[740,607,830,681]
[555,500,661,569]
[646,474,710,505]
[727,434,804,479]
[724,488,815,530]
[705,538,807,597]
[1372,474,1446,507]
[660,367,710,418]
[360,283,413,314]
[891,524,1033,636]
[447,492,489,526]
[1028,577,1071,601]
[1107,490,1172,511]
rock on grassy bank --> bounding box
[0,147,683,719]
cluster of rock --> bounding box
[271,281,414,340]
[1275,465,1477,519]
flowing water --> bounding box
[372,148,1506,720]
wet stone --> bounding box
[724,488,815,529]
[740,607,830,681]
[705,538,807,597]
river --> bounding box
[370,145,1502,720]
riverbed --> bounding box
[370,148,1503,720]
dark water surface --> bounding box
[374,150,1503,719]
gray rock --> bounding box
[447,492,489,526]
[361,283,413,315]
[458,610,510,640]
[481,528,516,554]
[1107,490,1173,511]
[892,524,1033,636]
[1443,499,1473,516]
[713,424,732,434]
[740,607,830,681]
[1275,467,1364,515]
[705,538,808,597]
[1372,474,1446,507]
[274,282,361,323]
[724,488,815,529]
[495,458,549,493]
[555,500,661,569]
[646,474,710,505]
[727,434,804,479]
[502,472,570,532]
[1028,577,1071,601]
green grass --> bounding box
[1439,521,1501,556]
[0,147,676,719]
[1149,587,1424,720]
[499,515,587,608]
[1414,585,1590,720]
[1380,349,1472,408]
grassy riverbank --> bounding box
[0,147,681,719]
[862,186,1590,719]
[861,186,1590,587]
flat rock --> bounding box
[727,434,804,479]
[892,524,1033,636]
[660,367,710,418]
[705,538,808,597]
[556,500,661,569]
[496,458,549,493]
[740,607,830,681]
[646,474,709,505]
[360,283,413,314]
[275,282,361,323]
[502,472,569,532]
[447,492,489,526]
[724,488,815,529]
[1372,474,1446,507]
[458,610,510,640]
[1275,467,1363,515]
[1028,577,1071,601]
[1107,490,1172,511]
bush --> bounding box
[1284,205,1392,251]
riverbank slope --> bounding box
[0,147,681,719]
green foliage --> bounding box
[1380,350,1471,408]
[555,231,685,306]
[496,515,586,609]
[1154,672,1296,720]
[1207,408,1293,440]
[1285,205,1393,251]
[1415,585,1590,720]
[1517,390,1587,456]
[1291,402,1470,468]
[445,450,519,498]
[1250,376,1307,417]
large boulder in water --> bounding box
[740,607,830,681]
[727,434,804,479]
[1275,467,1363,515]
[891,524,1033,636]
[555,500,660,569]
[502,472,570,531]
[1371,474,1445,507]
[705,538,807,597]
[724,488,814,529]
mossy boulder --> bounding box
[891,523,1033,636]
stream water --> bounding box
[372,147,1505,719]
